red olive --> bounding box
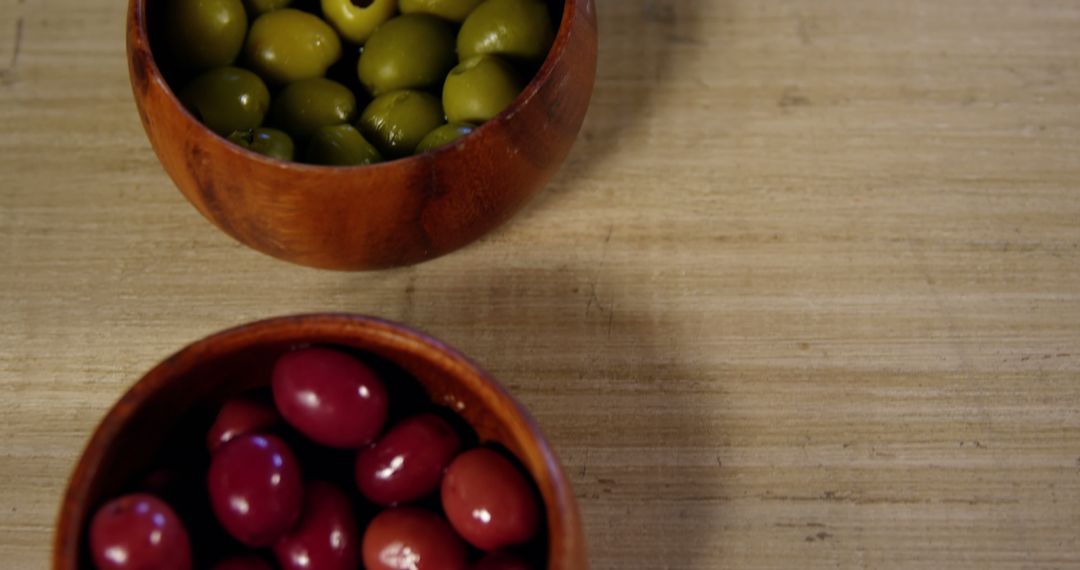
[361,507,467,570]
[208,433,304,547]
[207,398,281,452]
[273,481,360,570]
[470,551,536,570]
[355,413,462,506]
[89,494,192,570]
[441,449,541,550]
[272,347,389,448]
[210,556,274,570]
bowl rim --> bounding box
[127,0,585,171]
[53,313,584,569]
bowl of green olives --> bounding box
[126,0,597,270]
[54,314,587,569]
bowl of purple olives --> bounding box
[54,314,586,569]
[127,0,598,270]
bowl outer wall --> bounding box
[126,0,598,270]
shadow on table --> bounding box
[542,0,715,186]
[338,260,727,567]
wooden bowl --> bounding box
[126,0,597,270]
[54,314,586,568]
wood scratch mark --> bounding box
[776,522,826,529]
[779,86,811,109]
[0,17,24,86]
[585,282,610,318]
[1020,353,1072,362]
[763,492,1019,506]
[805,531,833,542]
[642,0,676,26]
[796,15,814,46]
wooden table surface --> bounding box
[3,0,1080,568]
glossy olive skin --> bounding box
[321,0,396,43]
[180,67,270,136]
[206,397,281,452]
[89,494,192,570]
[227,128,296,161]
[272,481,361,570]
[362,508,467,570]
[272,347,389,447]
[442,55,522,124]
[305,125,383,166]
[211,556,274,570]
[207,434,304,547]
[271,78,357,140]
[359,90,445,159]
[243,0,291,15]
[246,9,342,84]
[358,14,457,96]
[400,0,484,22]
[441,448,541,550]
[457,0,554,62]
[416,122,475,153]
[470,552,535,570]
[166,0,247,70]
[355,413,462,506]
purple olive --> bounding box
[273,480,361,570]
[208,433,304,547]
[89,494,192,570]
[441,449,541,551]
[355,413,462,506]
[207,398,280,452]
[272,347,389,448]
[362,507,467,570]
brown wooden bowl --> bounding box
[126,0,597,270]
[54,314,586,569]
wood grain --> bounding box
[2,0,1080,568]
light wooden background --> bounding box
[3,0,1080,568]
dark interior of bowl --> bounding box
[146,0,568,155]
[63,318,556,567]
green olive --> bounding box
[271,78,357,140]
[359,90,445,158]
[416,123,475,153]
[246,9,343,84]
[306,124,383,166]
[228,128,296,161]
[321,0,397,43]
[442,55,521,124]
[244,0,292,15]
[166,0,247,70]
[357,14,456,96]
[457,0,554,62]
[180,66,271,136]
[400,0,483,23]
